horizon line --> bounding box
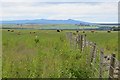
[0,18,118,24]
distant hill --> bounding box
[0,19,90,25]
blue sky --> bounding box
[0,0,119,23]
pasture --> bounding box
[2,29,118,78]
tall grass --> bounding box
[2,30,118,78]
[2,30,92,78]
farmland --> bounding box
[2,28,118,78]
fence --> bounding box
[66,32,120,79]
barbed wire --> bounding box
[111,56,119,63]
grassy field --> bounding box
[2,24,99,30]
[85,31,118,55]
[2,29,118,78]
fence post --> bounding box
[118,61,120,80]
[84,34,87,47]
[75,34,79,49]
[99,49,104,79]
[77,34,81,49]
[109,53,116,79]
[90,43,96,63]
[80,35,83,52]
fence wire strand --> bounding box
[66,33,120,78]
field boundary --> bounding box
[66,32,120,79]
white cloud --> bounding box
[1,2,118,23]
[1,0,119,2]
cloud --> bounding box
[1,0,119,2]
[1,2,118,23]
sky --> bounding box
[0,0,119,23]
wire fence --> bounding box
[66,32,120,79]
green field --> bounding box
[2,29,118,78]
[2,24,99,30]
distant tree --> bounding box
[111,26,120,31]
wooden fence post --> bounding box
[80,35,83,52]
[74,35,78,49]
[118,61,120,80]
[77,34,85,52]
[77,34,81,49]
[109,53,116,79]
[99,49,104,79]
[90,43,96,63]
[84,34,87,47]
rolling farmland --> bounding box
[2,28,118,78]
